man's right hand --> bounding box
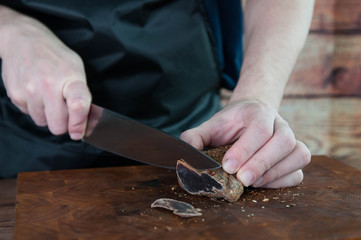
[0,5,91,140]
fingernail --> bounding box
[252,176,264,187]
[70,133,83,140]
[240,171,255,187]
[223,159,238,174]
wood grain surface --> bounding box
[286,34,361,96]
[283,0,361,96]
[0,178,16,240]
[242,0,361,32]
[310,0,361,32]
[14,156,361,240]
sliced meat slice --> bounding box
[151,198,202,217]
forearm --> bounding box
[229,0,314,109]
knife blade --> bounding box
[83,104,221,170]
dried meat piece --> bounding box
[151,198,202,217]
[176,160,243,202]
[176,145,243,202]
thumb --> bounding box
[62,79,92,140]
[180,120,216,150]
[180,128,206,150]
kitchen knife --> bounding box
[83,104,222,170]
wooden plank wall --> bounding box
[225,0,361,169]
[281,0,361,169]
[285,0,361,97]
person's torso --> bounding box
[0,0,223,177]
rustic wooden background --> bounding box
[225,0,361,169]
[1,1,361,240]
[282,0,361,170]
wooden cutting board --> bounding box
[14,156,361,240]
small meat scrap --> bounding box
[176,145,244,202]
[151,198,202,218]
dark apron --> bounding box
[0,0,222,178]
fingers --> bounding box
[0,12,91,140]
[22,77,91,140]
[181,99,310,189]
[252,140,311,188]
[7,76,47,126]
[180,128,206,150]
[62,79,92,140]
[180,112,223,149]
[234,117,296,186]
[180,110,244,150]
[44,92,68,135]
[222,109,275,176]
[4,57,90,139]
[21,79,47,126]
[260,169,304,188]
[27,100,47,127]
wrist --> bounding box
[228,72,286,110]
[0,5,16,56]
[0,5,41,57]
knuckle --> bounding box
[180,129,201,148]
[67,96,90,113]
[255,158,271,175]
[223,144,249,168]
[8,91,24,106]
[64,67,84,81]
[28,110,47,127]
[180,129,192,140]
[63,53,85,74]
[297,142,312,166]
[253,121,273,140]
[42,75,55,91]
[235,143,251,161]
[24,81,37,97]
[294,140,311,164]
[277,126,297,151]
